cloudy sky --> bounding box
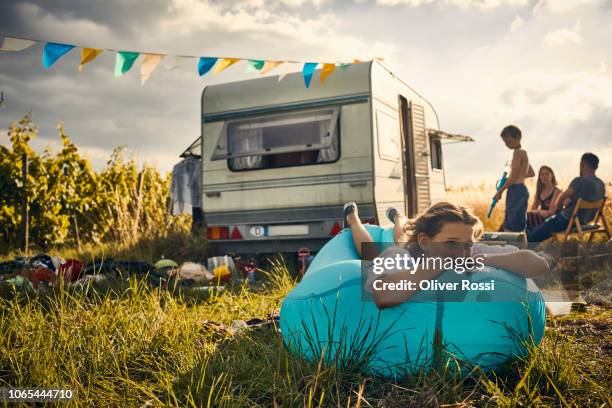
[0,0,610,186]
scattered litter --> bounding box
[154,258,179,271]
[59,259,84,282]
[177,262,214,282]
[0,252,260,292]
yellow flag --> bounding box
[260,61,283,75]
[352,58,363,64]
[320,63,336,84]
[79,48,103,72]
[213,58,240,74]
[141,53,164,85]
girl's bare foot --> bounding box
[387,207,409,242]
[343,202,361,229]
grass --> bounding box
[0,258,610,407]
[1,183,611,406]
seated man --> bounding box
[527,153,606,243]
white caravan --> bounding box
[194,61,472,258]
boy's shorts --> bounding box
[503,183,529,232]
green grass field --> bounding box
[0,257,610,407]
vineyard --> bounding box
[0,113,193,257]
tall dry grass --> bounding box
[446,178,612,232]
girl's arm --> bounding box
[530,197,540,211]
[481,250,549,278]
[541,188,562,217]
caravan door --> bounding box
[399,97,431,217]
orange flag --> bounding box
[213,58,240,74]
[140,53,164,85]
[79,48,102,72]
[320,63,336,84]
[260,61,283,75]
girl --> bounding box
[343,201,550,309]
[527,165,562,229]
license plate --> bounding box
[268,225,309,236]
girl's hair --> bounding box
[399,201,483,244]
[534,165,558,205]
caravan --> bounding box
[188,61,472,258]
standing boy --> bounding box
[493,125,535,232]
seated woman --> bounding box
[343,201,551,309]
[527,165,562,229]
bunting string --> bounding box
[0,34,383,88]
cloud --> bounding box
[533,0,605,14]
[510,14,524,31]
[543,19,582,46]
[375,0,527,9]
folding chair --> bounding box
[551,196,611,277]
[553,197,611,245]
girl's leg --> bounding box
[344,203,375,259]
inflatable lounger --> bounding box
[280,225,546,378]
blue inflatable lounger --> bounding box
[280,225,546,378]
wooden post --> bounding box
[20,153,29,255]
[72,214,81,251]
[133,169,145,239]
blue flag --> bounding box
[43,42,75,69]
[198,57,217,76]
[302,62,318,88]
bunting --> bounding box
[246,59,265,73]
[0,34,382,87]
[1,37,36,51]
[302,62,318,88]
[260,60,282,75]
[43,43,75,68]
[198,57,217,76]
[320,63,335,84]
[114,51,140,77]
[79,48,102,72]
[141,53,164,85]
[213,58,239,74]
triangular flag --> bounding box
[352,59,363,64]
[114,51,140,77]
[43,42,75,69]
[79,48,102,72]
[260,61,282,75]
[320,63,336,84]
[140,53,164,85]
[0,37,36,51]
[302,62,318,88]
[198,57,217,76]
[213,58,240,74]
[246,60,265,73]
[164,55,189,70]
[339,63,350,70]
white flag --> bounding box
[0,37,36,52]
[164,55,190,70]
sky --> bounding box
[0,0,610,187]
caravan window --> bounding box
[430,138,443,170]
[211,108,340,171]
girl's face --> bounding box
[417,222,476,259]
[539,169,553,185]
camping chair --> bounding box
[552,196,611,275]
[553,197,611,245]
